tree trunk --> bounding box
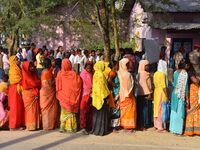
[111,0,120,61]
[6,33,16,57]
[96,0,110,62]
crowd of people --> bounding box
[0,43,199,137]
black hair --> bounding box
[42,45,47,50]
[84,50,89,55]
[178,59,187,70]
[65,51,71,59]
[91,50,95,53]
[3,48,8,54]
[57,46,62,53]
[31,43,35,47]
[109,60,118,69]
[43,58,52,69]
[2,74,9,82]
[85,62,93,69]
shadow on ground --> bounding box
[0,130,57,149]
[32,132,83,150]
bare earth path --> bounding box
[0,128,199,150]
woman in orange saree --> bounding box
[40,58,59,130]
[8,56,25,130]
[56,59,82,133]
[118,58,137,131]
[184,72,200,136]
[22,61,41,131]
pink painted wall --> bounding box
[129,2,200,53]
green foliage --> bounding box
[0,0,57,35]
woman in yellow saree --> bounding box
[91,61,110,136]
[40,58,59,130]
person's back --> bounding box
[2,50,10,74]
[27,49,33,62]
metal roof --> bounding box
[123,0,200,13]
[140,0,200,12]
[152,23,200,30]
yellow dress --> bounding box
[60,107,77,132]
[153,71,167,118]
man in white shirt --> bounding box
[89,50,96,64]
[69,50,75,64]
[80,50,89,72]
[69,50,75,68]
[22,47,27,60]
[2,49,10,74]
[74,49,83,74]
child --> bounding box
[0,74,9,129]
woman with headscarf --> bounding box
[56,59,82,133]
[118,58,137,131]
[169,59,189,135]
[153,60,169,132]
[80,61,93,134]
[137,60,153,130]
[91,61,110,136]
[40,58,59,131]
[22,61,41,131]
[8,56,25,130]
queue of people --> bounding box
[0,44,199,137]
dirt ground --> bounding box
[0,128,199,150]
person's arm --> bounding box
[108,73,116,88]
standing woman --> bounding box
[184,50,200,136]
[107,61,120,130]
[169,59,189,135]
[153,60,169,131]
[118,58,137,131]
[80,62,93,134]
[56,59,82,133]
[8,56,25,130]
[40,58,59,130]
[91,61,110,136]
[22,62,41,131]
[137,60,153,130]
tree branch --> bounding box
[95,4,104,33]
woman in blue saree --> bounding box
[169,59,189,135]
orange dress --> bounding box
[118,58,137,129]
[184,83,200,135]
[22,61,41,131]
[40,69,59,130]
[120,91,137,129]
[8,56,25,129]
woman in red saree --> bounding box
[118,58,137,131]
[40,58,59,130]
[8,56,25,130]
[80,62,93,134]
[56,59,82,133]
[22,61,41,131]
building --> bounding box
[124,0,200,61]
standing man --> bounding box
[74,49,82,74]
